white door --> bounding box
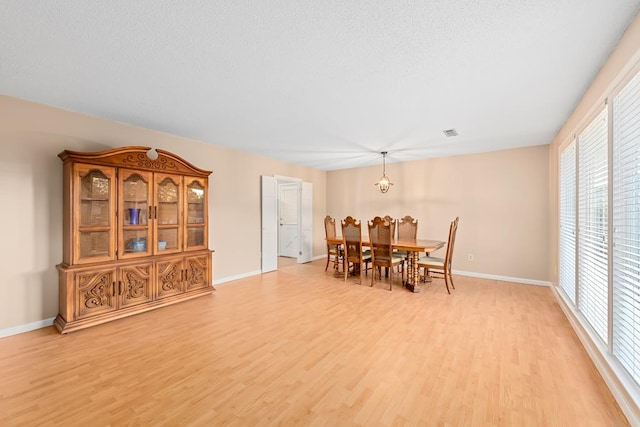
[261,176,278,273]
[278,183,299,257]
[298,182,313,263]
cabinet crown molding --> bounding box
[59,146,212,178]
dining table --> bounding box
[325,236,445,293]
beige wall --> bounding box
[327,144,550,281]
[548,13,640,285]
[0,95,327,330]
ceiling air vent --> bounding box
[443,128,458,137]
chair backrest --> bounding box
[397,215,418,240]
[324,215,337,239]
[383,215,396,240]
[341,216,364,262]
[368,216,393,265]
[445,217,459,268]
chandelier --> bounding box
[375,151,393,193]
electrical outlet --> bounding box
[467,254,474,261]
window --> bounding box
[559,141,576,303]
[559,64,640,408]
[612,71,640,385]
[577,107,609,344]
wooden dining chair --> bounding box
[368,216,404,291]
[383,215,396,240]
[341,216,371,284]
[324,215,343,272]
[417,217,459,293]
[381,215,401,278]
[396,215,417,254]
[397,215,418,240]
[396,215,418,283]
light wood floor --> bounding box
[278,256,298,268]
[0,260,628,426]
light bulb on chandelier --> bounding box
[375,151,393,193]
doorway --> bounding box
[278,182,299,258]
[261,175,313,273]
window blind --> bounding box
[612,71,640,385]
[560,141,577,304]
[578,107,609,344]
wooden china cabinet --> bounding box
[55,146,214,333]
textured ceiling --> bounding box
[1,1,639,170]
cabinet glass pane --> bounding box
[187,226,205,247]
[157,228,179,251]
[123,230,148,254]
[157,178,179,225]
[187,181,205,224]
[80,170,111,227]
[79,231,110,258]
[123,173,149,226]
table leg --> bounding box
[423,270,433,283]
[333,245,344,277]
[405,251,421,293]
[423,251,432,283]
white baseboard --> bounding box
[214,269,262,285]
[0,317,55,339]
[452,269,551,287]
[550,285,640,426]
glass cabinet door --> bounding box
[119,169,153,258]
[74,164,116,264]
[185,177,208,250]
[154,173,183,254]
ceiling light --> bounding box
[375,151,393,194]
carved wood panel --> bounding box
[119,263,153,308]
[156,258,184,299]
[75,269,117,320]
[185,255,209,290]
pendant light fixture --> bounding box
[375,151,393,193]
